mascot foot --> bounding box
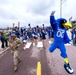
[64,63,74,74]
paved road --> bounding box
[0,40,76,75]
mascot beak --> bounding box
[63,22,72,28]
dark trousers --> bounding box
[73,38,76,45]
[1,38,8,48]
[4,40,8,47]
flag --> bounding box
[69,16,72,21]
[69,16,72,22]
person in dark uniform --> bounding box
[22,31,28,50]
[41,29,47,49]
[0,31,8,49]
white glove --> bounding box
[32,34,35,37]
[23,40,26,42]
[27,36,29,39]
[35,35,37,37]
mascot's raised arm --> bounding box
[49,11,74,74]
[50,11,72,44]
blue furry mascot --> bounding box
[49,11,74,74]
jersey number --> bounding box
[56,30,64,38]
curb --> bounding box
[0,47,9,54]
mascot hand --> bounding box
[51,11,55,16]
[69,41,73,45]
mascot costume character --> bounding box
[49,11,74,74]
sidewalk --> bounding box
[0,42,9,55]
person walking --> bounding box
[8,34,21,72]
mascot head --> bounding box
[57,18,72,29]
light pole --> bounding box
[60,0,62,18]
[60,0,66,18]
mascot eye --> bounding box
[60,20,67,25]
[64,20,67,23]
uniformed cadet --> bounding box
[41,29,47,49]
[8,34,22,72]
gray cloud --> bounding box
[0,8,18,20]
[0,0,9,4]
[25,0,55,15]
[0,0,76,28]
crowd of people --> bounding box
[0,25,54,72]
[0,26,54,50]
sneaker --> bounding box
[14,66,18,72]
[64,63,74,74]
[49,41,51,44]
[17,58,21,64]
[33,43,35,46]
[23,47,26,50]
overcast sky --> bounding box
[0,0,76,28]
